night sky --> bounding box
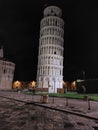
[0,0,98,81]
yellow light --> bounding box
[71,81,76,90]
[72,81,76,86]
[29,81,36,88]
[31,81,36,87]
[13,80,22,89]
[15,81,21,85]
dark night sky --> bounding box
[0,0,98,81]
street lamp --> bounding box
[30,81,36,100]
[82,70,85,80]
[87,97,91,110]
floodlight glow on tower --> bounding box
[37,6,64,93]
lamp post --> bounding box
[82,70,85,80]
[87,97,91,110]
[31,81,36,100]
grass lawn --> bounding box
[49,93,98,101]
[22,91,98,101]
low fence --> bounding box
[57,88,65,93]
[35,88,48,93]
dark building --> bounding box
[76,79,98,93]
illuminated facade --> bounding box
[37,6,64,93]
[0,47,15,90]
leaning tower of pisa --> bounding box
[37,6,64,93]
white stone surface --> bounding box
[37,6,64,93]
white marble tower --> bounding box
[37,6,64,93]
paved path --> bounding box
[0,91,98,118]
[0,91,98,130]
